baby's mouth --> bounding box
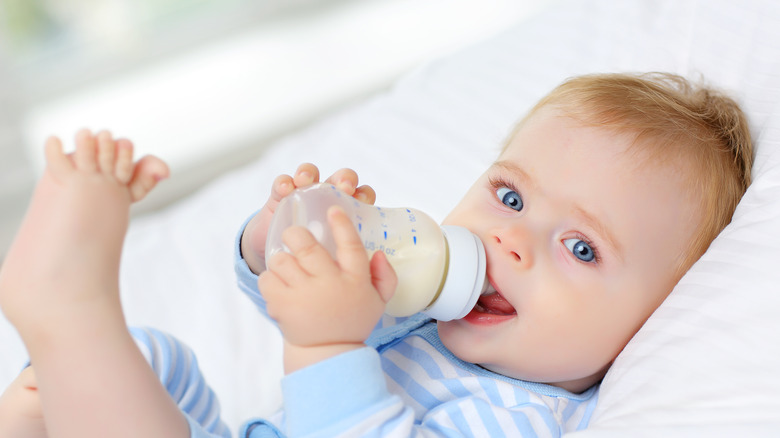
[473,284,516,316]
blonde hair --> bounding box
[515,72,753,274]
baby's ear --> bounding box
[370,251,397,303]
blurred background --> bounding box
[0,0,553,257]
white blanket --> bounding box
[2,0,779,435]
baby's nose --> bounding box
[491,228,533,268]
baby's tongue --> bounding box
[478,293,516,315]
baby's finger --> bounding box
[293,163,320,188]
[265,250,306,286]
[354,184,376,205]
[325,168,359,196]
[282,226,338,276]
[370,251,397,304]
[271,174,295,202]
[329,206,370,276]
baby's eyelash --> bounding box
[488,175,520,194]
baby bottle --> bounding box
[265,183,487,321]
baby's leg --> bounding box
[0,367,46,438]
[0,131,189,437]
[0,129,168,335]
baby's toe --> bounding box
[44,136,74,179]
[128,155,169,202]
[96,130,117,174]
[114,139,135,183]
[73,129,98,172]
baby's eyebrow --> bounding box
[491,160,535,189]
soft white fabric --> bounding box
[1,0,779,435]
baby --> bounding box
[0,72,753,437]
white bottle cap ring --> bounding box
[423,225,487,321]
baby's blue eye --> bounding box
[496,187,523,211]
[564,238,595,262]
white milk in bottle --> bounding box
[265,183,487,320]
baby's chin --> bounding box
[483,363,605,394]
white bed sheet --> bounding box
[2,0,779,435]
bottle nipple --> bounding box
[424,225,488,320]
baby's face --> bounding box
[439,108,700,392]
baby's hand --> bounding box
[258,206,397,373]
[0,366,47,438]
[241,163,376,275]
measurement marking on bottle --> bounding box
[384,231,387,240]
[413,236,417,245]
[364,241,396,256]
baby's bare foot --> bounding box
[0,129,168,338]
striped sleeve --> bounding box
[235,213,269,316]
[130,327,231,438]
